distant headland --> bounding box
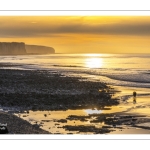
[0,42,55,55]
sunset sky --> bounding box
[0,16,150,53]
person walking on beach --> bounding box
[133,91,136,98]
[133,91,137,104]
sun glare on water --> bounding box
[85,57,103,68]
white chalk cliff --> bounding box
[0,42,26,55]
[0,42,55,55]
[25,45,55,54]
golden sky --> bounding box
[0,16,150,53]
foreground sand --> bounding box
[1,69,150,134]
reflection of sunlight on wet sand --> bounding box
[102,86,150,115]
[126,96,150,115]
[85,58,103,68]
[15,110,89,134]
[111,127,150,134]
[103,96,150,116]
[14,86,150,134]
[85,109,102,114]
[15,109,105,134]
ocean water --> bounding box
[1,53,150,88]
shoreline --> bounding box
[0,68,150,134]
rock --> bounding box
[55,123,60,125]
[0,126,8,134]
[57,119,67,123]
[41,120,51,122]
[0,42,26,55]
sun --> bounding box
[85,58,103,68]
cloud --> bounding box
[53,22,150,36]
[1,18,150,37]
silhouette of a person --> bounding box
[133,91,137,104]
[133,91,136,98]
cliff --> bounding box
[0,42,55,55]
[25,45,55,54]
[0,42,27,55]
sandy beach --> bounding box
[0,68,150,134]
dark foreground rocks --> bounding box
[0,69,120,134]
[0,111,49,134]
[59,113,150,133]
[0,69,119,111]
[62,125,115,134]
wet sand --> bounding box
[1,68,150,134]
[15,86,150,134]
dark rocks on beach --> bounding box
[64,113,147,133]
[41,120,51,122]
[62,125,114,134]
[0,111,50,134]
[56,119,67,123]
[0,126,8,134]
[55,123,60,125]
[0,69,120,134]
[0,69,119,111]
[67,115,91,122]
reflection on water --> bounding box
[2,53,150,88]
[13,94,150,134]
[13,108,105,134]
[85,109,102,114]
[85,58,103,68]
[14,109,88,134]
[111,127,150,134]
[133,97,136,104]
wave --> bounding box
[60,69,150,88]
[101,73,150,84]
[1,53,150,89]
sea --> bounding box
[1,53,150,89]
